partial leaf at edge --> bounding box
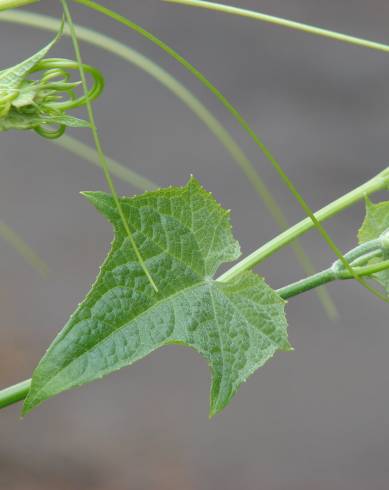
[23,178,290,416]
[0,21,63,91]
[0,111,89,131]
[358,197,389,294]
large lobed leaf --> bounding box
[358,197,389,295]
[24,178,290,416]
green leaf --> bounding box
[23,178,290,416]
[0,23,62,94]
[358,197,389,294]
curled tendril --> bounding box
[0,29,104,139]
[31,58,104,111]
[34,122,66,139]
[27,58,104,138]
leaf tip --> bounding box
[186,174,202,189]
[364,194,373,208]
[208,409,217,419]
[208,400,222,419]
[80,190,97,199]
[21,394,34,417]
[284,342,294,353]
[81,190,101,207]
[81,191,118,221]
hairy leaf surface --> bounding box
[358,197,389,294]
[24,178,290,416]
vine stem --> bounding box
[60,0,158,292]
[164,0,389,53]
[279,259,389,300]
[0,379,31,409]
[218,167,389,282]
[279,238,389,299]
[0,0,37,10]
[0,220,49,277]
[56,135,158,191]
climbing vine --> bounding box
[0,0,387,416]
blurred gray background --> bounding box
[1,1,389,488]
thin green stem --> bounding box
[55,135,157,191]
[278,242,389,300]
[279,235,389,299]
[165,0,389,53]
[338,259,389,280]
[0,220,48,276]
[0,379,31,409]
[73,0,387,302]
[278,268,336,300]
[0,0,37,10]
[332,239,382,272]
[218,167,389,282]
[60,0,158,292]
[278,259,389,300]
[0,9,337,315]
[350,249,383,268]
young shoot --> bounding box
[0,24,104,138]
